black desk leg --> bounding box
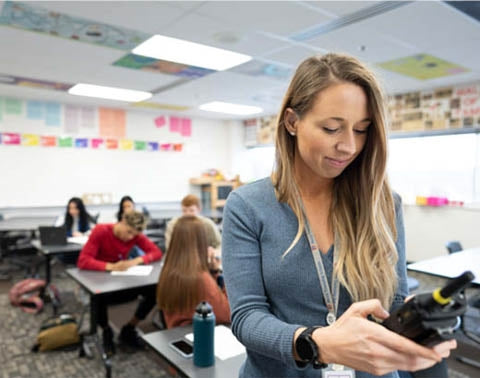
[45,255,51,285]
[90,294,98,335]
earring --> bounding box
[289,131,296,136]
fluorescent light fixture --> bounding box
[132,35,251,71]
[199,101,263,115]
[68,83,152,102]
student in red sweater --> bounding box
[77,210,162,355]
[157,216,230,329]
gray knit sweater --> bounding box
[222,177,408,378]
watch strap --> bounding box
[298,326,328,369]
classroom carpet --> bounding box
[0,261,168,378]
[0,260,478,377]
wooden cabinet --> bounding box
[189,176,241,209]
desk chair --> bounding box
[89,213,100,225]
[445,240,463,254]
[0,232,42,279]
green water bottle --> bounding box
[193,301,215,367]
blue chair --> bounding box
[445,240,463,254]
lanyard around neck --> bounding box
[298,196,340,325]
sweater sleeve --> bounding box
[201,272,231,325]
[77,226,107,271]
[391,193,409,312]
[203,217,222,249]
[136,234,163,264]
[222,192,303,369]
[164,217,177,251]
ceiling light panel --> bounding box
[132,35,251,71]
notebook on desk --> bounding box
[39,226,67,246]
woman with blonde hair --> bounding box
[157,216,230,328]
[222,53,456,377]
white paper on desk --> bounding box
[185,325,246,360]
[111,265,153,276]
[67,236,88,245]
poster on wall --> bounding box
[64,105,80,134]
[99,107,126,138]
[45,102,61,127]
[387,81,480,133]
[4,98,22,115]
[80,106,95,129]
[26,100,44,120]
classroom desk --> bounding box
[66,260,163,334]
[407,248,480,286]
[0,216,56,232]
[31,239,83,284]
[142,325,245,378]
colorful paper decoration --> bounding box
[106,139,118,149]
[180,118,192,137]
[134,141,147,151]
[22,134,40,146]
[75,138,88,148]
[160,143,172,151]
[3,132,22,145]
[58,137,73,147]
[154,116,166,128]
[119,139,133,150]
[169,116,181,132]
[147,142,158,151]
[91,138,104,149]
[40,135,56,147]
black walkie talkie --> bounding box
[383,271,475,347]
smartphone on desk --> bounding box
[169,339,193,358]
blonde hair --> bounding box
[157,216,209,313]
[272,53,398,308]
[122,210,147,232]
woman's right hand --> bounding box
[312,299,456,376]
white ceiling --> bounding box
[0,0,479,120]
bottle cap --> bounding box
[195,301,213,319]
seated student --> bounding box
[56,197,93,237]
[116,195,145,258]
[165,194,221,251]
[157,215,230,328]
[116,195,135,222]
[77,210,163,355]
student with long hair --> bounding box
[117,195,135,222]
[63,197,92,237]
[222,54,456,377]
[157,216,229,329]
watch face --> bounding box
[296,336,314,361]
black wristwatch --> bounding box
[295,326,327,369]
